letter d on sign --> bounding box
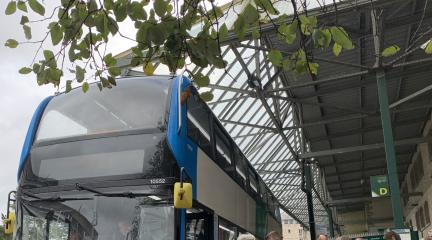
[379,187,388,196]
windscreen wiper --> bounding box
[75,183,167,199]
[29,196,93,203]
[18,190,93,202]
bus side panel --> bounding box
[166,76,198,197]
[196,148,256,234]
[18,96,53,180]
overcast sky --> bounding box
[0,2,137,214]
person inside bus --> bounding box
[384,231,401,240]
[265,231,281,240]
[317,234,328,240]
[237,233,256,240]
[336,236,350,240]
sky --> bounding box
[0,2,136,215]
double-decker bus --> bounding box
[5,75,282,240]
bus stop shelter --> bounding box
[117,0,432,236]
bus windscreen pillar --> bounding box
[376,70,404,228]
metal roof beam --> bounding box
[309,116,425,142]
[230,45,299,160]
[319,150,412,167]
[325,162,410,177]
[301,136,432,159]
[390,83,432,108]
[235,43,371,70]
[219,119,277,131]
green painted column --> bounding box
[376,70,404,228]
[327,208,334,238]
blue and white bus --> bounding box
[7,75,282,240]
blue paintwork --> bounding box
[166,75,198,199]
[17,96,53,180]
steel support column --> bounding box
[372,7,404,228]
[302,164,316,239]
[376,70,405,228]
[327,208,334,238]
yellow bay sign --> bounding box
[370,175,390,197]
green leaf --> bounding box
[149,24,166,45]
[298,15,309,25]
[154,0,167,17]
[50,23,63,45]
[200,91,214,102]
[332,42,342,56]
[127,1,146,20]
[234,15,247,40]
[104,53,117,67]
[322,29,332,48]
[108,66,121,76]
[254,0,278,15]
[65,80,72,93]
[278,22,297,44]
[43,50,54,60]
[17,1,27,12]
[425,39,432,54]
[312,29,325,47]
[294,60,307,74]
[104,0,114,10]
[268,49,282,67]
[23,25,32,40]
[382,45,400,57]
[330,26,354,50]
[143,62,155,76]
[76,66,85,82]
[5,39,19,48]
[308,62,319,75]
[19,67,32,74]
[282,59,290,71]
[252,27,260,39]
[5,1,17,15]
[20,16,29,25]
[47,68,62,84]
[219,24,228,42]
[194,73,210,87]
[82,82,89,93]
[28,0,45,16]
[113,1,127,22]
[32,63,41,73]
[242,4,259,24]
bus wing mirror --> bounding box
[173,182,192,209]
[3,212,15,235]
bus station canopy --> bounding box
[117,0,432,230]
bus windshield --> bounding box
[18,190,175,240]
[35,77,171,142]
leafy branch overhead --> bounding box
[6,0,427,99]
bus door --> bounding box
[186,209,213,240]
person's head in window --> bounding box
[336,236,350,240]
[317,234,328,240]
[384,231,401,240]
[265,231,281,240]
[238,233,256,240]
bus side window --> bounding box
[213,123,234,173]
[248,169,259,195]
[218,218,236,240]
[234,148,247,187]
[187,93,212,157]
[259,180,268,204]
